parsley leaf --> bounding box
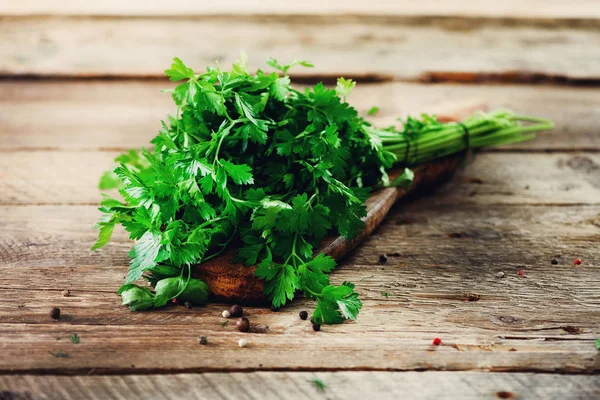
[126,231,162,284]
[221,160,254,185]
[311,377,327,391]
[335,77,356,100]
[165,57,195,81]
[367,106,379,116]
[255,256,300,308]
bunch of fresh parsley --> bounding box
[93,55,405,324]
[94,55,552,324]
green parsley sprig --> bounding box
[93,54,552,324]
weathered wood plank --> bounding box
[2,0,599,19]
[1,153,599,205]
[1,202,599,321]
[1,81,597,151]
[2,201,599,276]
[1,17,599,80]
[0,319,597,373]
[1,372,599,400]
[1,204,599,329]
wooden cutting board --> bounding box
[193,102,486,304]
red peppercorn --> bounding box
[172,298,179,304]
[517,270,525,277]
[432,338,442,346]
[574,258,582,265]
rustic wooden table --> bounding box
[1,2,599,399]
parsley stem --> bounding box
[172,264,192,300]
[197,217,225,229]
[368,110,553,166]
[202,229,237,262]
[304,287,321,298]
[283,233,300,268]
[212,121,238,166]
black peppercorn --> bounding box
[236,317,250,332]
[198,336,208,345]
[184,301,192,309]
[49,307,61,319]
[312,323,321,332]
[551,259,558,265]
[230,304,243,318]
[299,311,308,320]
[378,254,388,264]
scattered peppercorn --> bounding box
[184,301,192,309]
[49,307,61,319]
[61,290,70,297]
[236,317,250,332]
[172,298,178,304]
[496,271,506,278]
[574,258,582,265]
[222,310,231,318]
[198,336,208,345]
[432,338,442,346]
[312,323,321,331]
[230,304,243,317]
[238,338,248,348]
[551,259,558,265]
[299,311,308,320]
[466,293,480,302]
[517,270,525,277]
[378,254,388,264]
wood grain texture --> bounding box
[2,152,600,205]
[0,319,597,373]
[2,81,598,152]
[1,17,599,81]
[1,372,599,400]
[2,0,599,18]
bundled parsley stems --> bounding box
[94,55,552,324]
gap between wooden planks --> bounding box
[1,81,599,152]
[1,15,599,82]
